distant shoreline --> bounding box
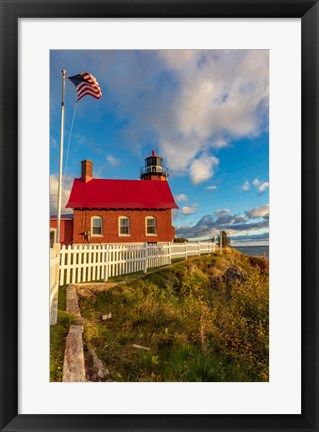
[233,245,269,259]
[231,244,269,248]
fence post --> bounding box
[167,241,172,264]
[59,244,66,285]
[50,243,61,326]
[104,244,109,282]
[144,242,148,273]
[198,241,201,256]
[185,241,188,259]
[54,242,60,285]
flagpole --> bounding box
[57,69,66,243]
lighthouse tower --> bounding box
[140,150,169,181]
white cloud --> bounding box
[181,206,197,215]
[251,178,269,194]
[175,193,188,202]
[106,155,121,167]
[158,50,268,175]
[257,181,269,194]
[176,206,269,239]
[206,185,217,191]
[84,50,268,182]
[214,209,230,217]
[242,180,250,191]
[172,209,179,220]
[50,174,73,215]
[246,204,269,219]
[214,139,228,148]
[189,155,219,184]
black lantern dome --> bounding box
[140,150,169,181]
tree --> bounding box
[215,231,231,248]
[174,237,189,243]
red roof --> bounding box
[66,178,178,209]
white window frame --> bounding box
[118,216,130,236]
[91,216,103,237]
[50,228,57,248]
[145,216,157,236]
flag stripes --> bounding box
[68,72,102,102]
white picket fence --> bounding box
[59,241,215,286]
[50,243,60,325]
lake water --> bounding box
[233,245,269,259]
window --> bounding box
[146,216,157,235]
[119,216,130,236]
[50,229,56,248]
[91,216,103,236]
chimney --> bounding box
[81,160,93,182]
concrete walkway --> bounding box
[62,285,86,382]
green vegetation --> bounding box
[111,271,144,281]
[79,248,269,382]
[50,286,76,381]
[215,230,231,247]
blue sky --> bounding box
[50,50,269,245]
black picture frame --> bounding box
[1,1,318,431]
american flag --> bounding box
[68,72,102,102]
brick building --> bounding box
[50,215,73,247]
[65,151,178,244]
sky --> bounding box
[50,50,269,245]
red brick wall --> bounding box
[50,219,74,246]
[81,160,93,182]
[73,209,175,244]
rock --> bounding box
[224,266,246,302]
[209,275,224,290]
[101,313,112,320]
[93,358,110,380]
[225,266,246,285]
[85,346,110,382]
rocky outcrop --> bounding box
[225,266,246,285]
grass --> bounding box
[50,286,76,382]
[108,271,144,283]
[79,248,269,382]
[75,271,145,285]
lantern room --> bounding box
[140,150,169,181]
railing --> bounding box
[59,241,215,286]
[140,165,169,177]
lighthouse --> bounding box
[140,150,169,181]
